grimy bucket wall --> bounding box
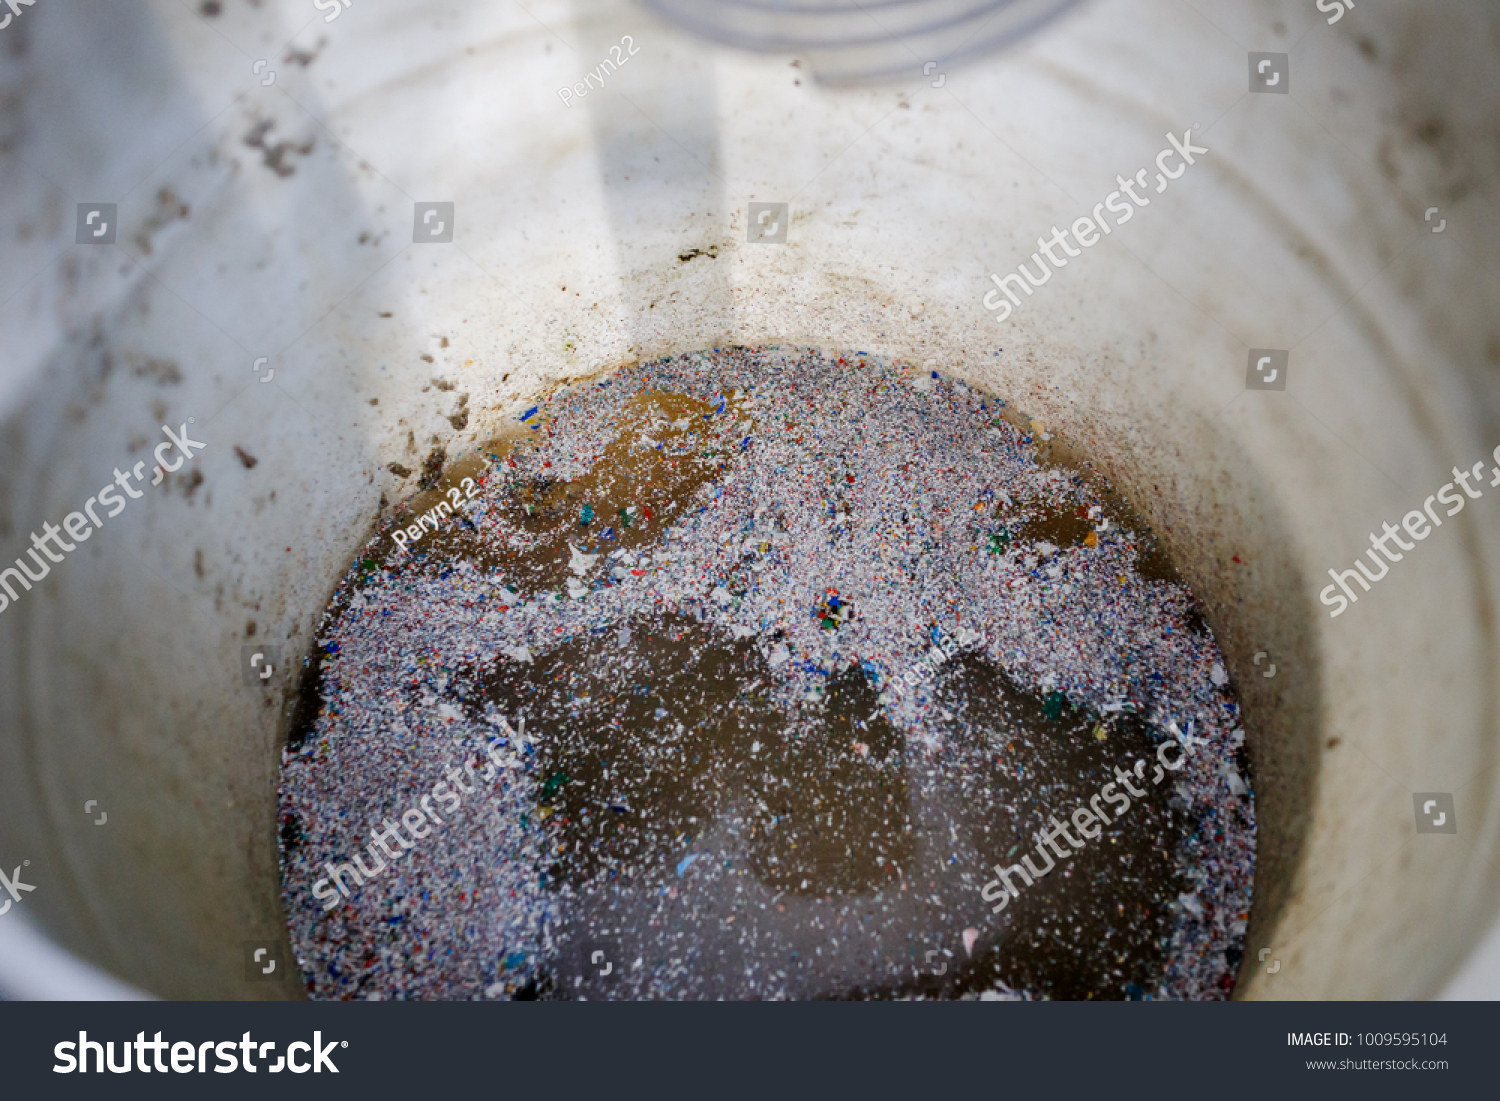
[0,0,1496,999]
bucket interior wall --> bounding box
[0,0,1497,999]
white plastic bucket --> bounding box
[0,0,1496,999]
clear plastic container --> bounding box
[641,0,1087,83]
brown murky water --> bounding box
[475,614,1185,1000]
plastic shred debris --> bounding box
[1225,765,1248,796]
[277,346,1254,1004]
[569,544,599,576]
